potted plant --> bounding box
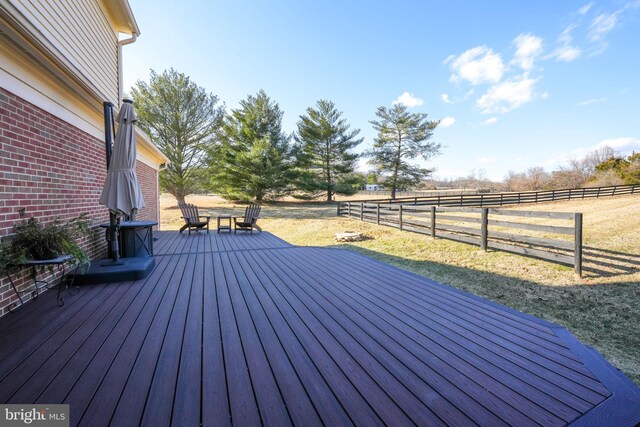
[0,209,94,273]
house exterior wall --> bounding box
[6,0,120,104]
[0,0,166,317]
[135,160,159,224]
[0,88,158,316]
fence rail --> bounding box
[337,202,583,276]
[358,184,639,207]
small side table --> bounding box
[4,255,78,312]
[217,215,231,233]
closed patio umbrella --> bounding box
[99,99,145,262]
[100,99,145,216]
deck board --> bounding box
[0,230,638,426]
[277,248,581,423]
[304,248,608,405]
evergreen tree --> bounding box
[131,69,223,204]
[294,100,363,201]
[210,90,294,201]
[367,104,440,199]
[595,152,640,184]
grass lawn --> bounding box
[160,193,640,385]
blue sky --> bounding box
[123,0,640,181]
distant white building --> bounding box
[366,184,383,191]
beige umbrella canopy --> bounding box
[99,100,145,218]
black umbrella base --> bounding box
[70,256,155,285]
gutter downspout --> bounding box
[117,33,138,105]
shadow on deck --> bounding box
[0,231,638,426]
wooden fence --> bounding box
[357,189,481,197]
[337,202,583,276]
[360,184,639,207]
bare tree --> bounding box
[505,167,551,191]
[560,146,619,187]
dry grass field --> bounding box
[160,193,640,385]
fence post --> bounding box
[376,203,380,225]
[574,213,583,278]
[480,208,488,251]
[360,202,364,221]
[336,203,341,216]
[399,205,403,231]
[430,206,436,238]
[348,203,351,217]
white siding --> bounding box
[9,0,119,104]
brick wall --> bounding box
[135,160,158,225]
[0,88,159,316]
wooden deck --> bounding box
[0,231,639,426]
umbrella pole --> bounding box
[110,212,120,263]
[101,212,124,266]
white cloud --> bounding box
[548,25,582,62]
[512,34,543,70]
[441,93,453,104]
[476,75,539,113]
[594,137,640,150]
[432,167,468,179]
[589,12,621,41]
[484,117,498,124]
[440,116,455,127]
[445,46,505,85]
[552,45,582,61]
[355,157,369,172]
[476,156,497,163]
[578,2,594,15]
[577,97,607,106]
[543,137,640,167]
[393,91,424,108]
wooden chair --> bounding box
[233,204,262,234]
[178,202,211,234]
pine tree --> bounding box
[210,90,294,201]
[131,69,223,205]
[367,104,440,199]
[294,100,363,201]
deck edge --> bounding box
[556,328,640,426]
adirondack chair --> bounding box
[233,204,262,234]
[178,202,211,234]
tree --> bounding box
[366,172,379,185]
[293,100,363,201]
[131,69,223,204]
[594,151,640,184]
[554,146,619,187]
[367,104,440,199]
[504,167,551,191]
[209,90,294,201]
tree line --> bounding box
[131,69,440,203]
[501,147,640,191]
[422,146,640,193]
